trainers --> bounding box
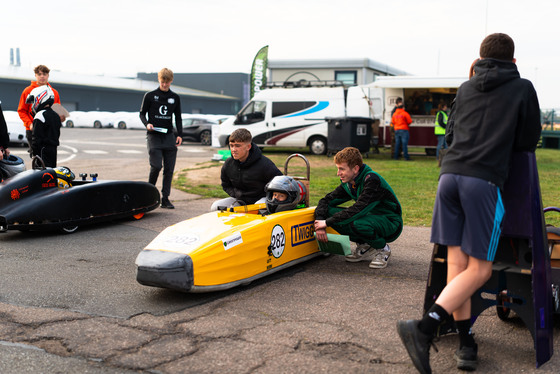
[161,197,175,209]
[396,319,433,374]
[454,344,478,371]
[345,243,377,262]
[369,244,391,269]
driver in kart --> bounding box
[211,128,282,211]
[264,175,308,214]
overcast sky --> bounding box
[2,0,559,108]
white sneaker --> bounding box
[369,244,391,269]
[345,243,377,262]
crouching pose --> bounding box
[314,147,403,269]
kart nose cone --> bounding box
[135,250,193,292]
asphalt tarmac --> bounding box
[1,139,560,373]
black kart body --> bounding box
[0,168,160,232]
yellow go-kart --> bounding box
[135,154,343,293]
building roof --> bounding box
[368,75,468,88]
[0,65,238,101]
[268,58,409,76]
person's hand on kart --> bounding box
[314,220,328,242]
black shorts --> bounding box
[430,174,504,261]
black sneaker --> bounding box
[454,343,478,371]
[396,319,433,374]
[161,197,175,209]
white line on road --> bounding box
[83,150,109,154]
[58,145,78,163]
[117,150,143,154]
[181,149,206,153]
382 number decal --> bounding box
[270,225,285,258]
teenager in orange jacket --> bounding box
[18,65,63,156]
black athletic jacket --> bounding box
[32,108,62,148]
[441,58,541,189]
[0,103,9,149]
[139,88,182,137]
[220,144,282,204]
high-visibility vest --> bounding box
[434,111,448,135]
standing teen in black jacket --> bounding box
[397,33,541,373]
[140,68,183,209]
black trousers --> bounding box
[147,133,177,199]
[33,145,57,168]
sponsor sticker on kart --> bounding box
[223,232,243,250]
[291,221,315,247]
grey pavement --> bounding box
[1,151,560,373]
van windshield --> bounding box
[234,101,266,125]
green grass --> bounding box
[173,148,560,227]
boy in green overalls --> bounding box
[314,147,403,269]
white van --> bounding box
[216,84,373,155]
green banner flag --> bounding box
[250,45,268,98]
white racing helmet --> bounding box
[264,175,308,213]
[26,85,55,115]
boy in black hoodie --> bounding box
[210,128,282,211]
[26,86,62,167]
[397,33,541,373]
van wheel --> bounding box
[94,121,102,128]
[118,121,127,129]
[66,120,74,128]
[309,136,327,155]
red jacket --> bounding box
[391,107,412,131]
[17,82,61,130]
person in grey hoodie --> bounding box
[397,33,541,373]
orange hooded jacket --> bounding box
[17,82,61,130]
[391,107,412,131]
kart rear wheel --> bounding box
[61,225,79,234]
[496,290,511,320]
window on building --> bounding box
[335,71,357,85]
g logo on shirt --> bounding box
[159,105,168,116]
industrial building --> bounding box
[0,55,406,116]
